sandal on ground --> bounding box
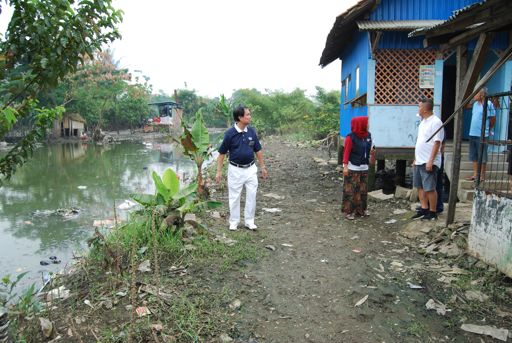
[345,213,355,220]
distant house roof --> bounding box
[66,113,86,123]
[149,101,183,109]
[357,20,445,31]
[319,0,377,68]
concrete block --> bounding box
[468,190,512,278]
[409,188,419,202]
[368,190,394,201]
[400,221,436,239]
[395,186,412,199]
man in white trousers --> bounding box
[215,105,268,231]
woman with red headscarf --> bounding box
[342,116,375,220]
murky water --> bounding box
[0,140,198,289]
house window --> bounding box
[344,75,351,100]
[355,66,360,96]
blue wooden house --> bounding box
[320,0,511,157]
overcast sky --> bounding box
[1,1,358,98]
[111,0,358,98]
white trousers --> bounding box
[227,164,258,226]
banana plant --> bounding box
[131,167,221,231]
[217,94,232,128]
[176,109,213,197]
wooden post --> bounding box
[446,34,493,225]
[395,160,406,187]
[446,45,467,225]
[377,159,385,171]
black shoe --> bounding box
[421,211,438,221]
[411,209,427,220]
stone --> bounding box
[39,318,53,338]
[409,188,419,202]
[400,221,433,239]
[394,186,411,199]
[368,190,394,201]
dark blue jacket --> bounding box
[348,132,372,166]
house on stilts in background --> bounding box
[320,0,512,276]
[319,0,511,197]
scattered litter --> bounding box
[220,333,233,343]
[116,291,127,297]
[138,260,151,273]
[215,235,237,246]
[350,235,359,240]
[136,306,151,317]
[138,246,148,255]
[229,299,242,310]
[93,219,115,228]
[460,324,509,342]
[84,299,94,309]
[34,207,80,219]
[77,186,87,190]
[425,299,450,316]
[407,282,424,289]
[354,295,369,307]
[321,259,328,263]
[393,209,408,215]
[39,317,53,338]
[139,284,173,303]
[210,211,221,219]
[464,290,489,302]
[265,245,276,251]
[263,193,285,200]
[385,219,397,224]
[40,260,50,266]
[262,208,282,213]
[169,266,188,277]
[24,220,33,225]
[46,286,71,302]
[352,249,361,253]
[281,243,293,247]
[118,199,137,210]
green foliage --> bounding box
[0,102,65,182]
[0,0,123,181]
[307,87,341,139]
[176,110,214,196]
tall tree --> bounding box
[0,0,123,182]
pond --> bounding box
[0,140,201,290]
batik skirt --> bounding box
[342,170,368,216]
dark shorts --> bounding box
[469,136,488,163]
[413,164,439,192]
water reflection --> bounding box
[0,140,196,287]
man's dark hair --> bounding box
[233,105,247,122]
[419,98,434,111]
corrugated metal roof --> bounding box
[357,20,445,31]
[409,0,488,36]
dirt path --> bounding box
[214,136,503,343]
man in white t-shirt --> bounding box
[411,98,445,221]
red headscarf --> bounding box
[350,116,369,138]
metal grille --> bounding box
[476,91,512,198]
[374,49,436,105]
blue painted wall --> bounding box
[340,30,369,137]
[370,0,481,20]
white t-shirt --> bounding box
[414,114,444,168]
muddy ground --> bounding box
[210,136,512,343]
[32,135,511,343]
